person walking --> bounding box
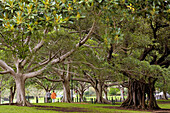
[46,90,51,103]
[51,90,57,103]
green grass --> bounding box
[1,99,170,113]
[158,104,170,109]
[0,105,57,113]
[0,102,150,113]
[157,99,170,109]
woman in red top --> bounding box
[51,90,57,103]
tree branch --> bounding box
[64,61,104,70]
[24,66,47,79]
[72,78,90,83]
[0,70,11,74]
[36,76,64,82]
[0,60,15,76]
[52,67,81,77]
[139,46,154,61]
[51,21,96,64]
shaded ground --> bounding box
[157,101,170,104]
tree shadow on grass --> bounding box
[98,106,170,113]
[35,105,91,112]
[0,103,92,112]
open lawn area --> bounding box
[0,100,170,113]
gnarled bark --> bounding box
[121,78,160,110]
[93,82,111,104]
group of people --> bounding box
[46,90,57,103]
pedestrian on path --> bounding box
[46,90,51,103]
[51,90,57,103]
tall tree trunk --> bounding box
[95,88,102,103]
[15,75,31,106]
[62,80,71,103]
[121,78,160,110]
[148,78,160,109]
[78,91,84,102]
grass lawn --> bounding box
[0,99,170,113]
[0,102,149,113]
[157,99,170,109]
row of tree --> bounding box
[0,0,169,110]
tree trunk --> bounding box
[121,79,146,109]
[78,91,84,102]
[15,75,31,106]
[62,80,71,103]
[10,85,16,104]
[0,79,2,104]
[0,90,1,104]
[148,78,160,109]
[120,87,124,100]
[95,88,102,103]
[162,90,168,100]
[103,87,108,100]
[121,78,160,110]
[94,83,111,104]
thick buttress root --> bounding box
[16,100,33,107]
[121,79,160,110]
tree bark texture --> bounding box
[15,75,31,106]
[62,80,72,103]
[162,90,168,100]
[121,78,160,110]
[93,82,111,104]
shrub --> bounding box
[109,88,119,96]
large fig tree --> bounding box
[0,0,96,106]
